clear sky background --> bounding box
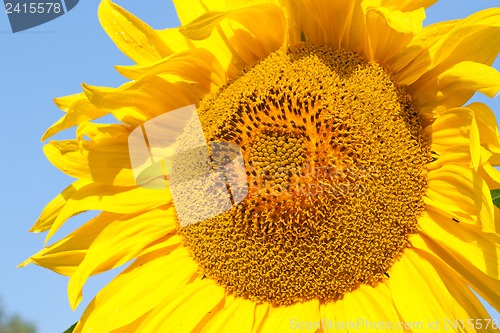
[0,1,499,333]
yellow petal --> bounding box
[201,295,255,333]
[297,0,366,51]
[260,300,320,333]
[75,122,130,143]
[411,233,500,314]
[217,11,285,67]
[320,301,348,333]
[480,163,500,191]
[172,0,278,26]
[136,279,225,332]
[45,182,171,242]
[415,61,500,111]
[363,6,425,63]
[379,0,437,11]
[438,62,500,98]
[98,0,172,64]
[425,163,495,233]
[418,210,500,280]
[169,0,243,76]
[68,207,177,309]
[254,303,270,332]
[496,207,500,236]
[116,48,226,92]
[424,107,480,170]
[109,316,145,333]
[487,146,500,165]
[83,76,207,126]
[201,295,268,333]
[132,234,183,259]
[258,304,295,333]
[396,8,500,86]
[427,147,471,171]
[371,6,424,35]
[390,248,496,332]
[22,251,86,278]
[388,19,457,81]
[156,27,193,54]
[43,97,108,141]
[172,0,209,26]
[179,4,286,72]
[287,300,321,333]
[29,180,87,233]
[74,246,195,333]
[468,102,500,147]
[341,283,401,333]
[180,10,236,41]
[20,212,119,275]
[43,138,136,186]
[173,0,287,76]
[53,92,88,112]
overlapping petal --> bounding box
[178,3,287,76]
[259,300,320,333]
[68,206,177,309]
[425,163,496,233]
[20,212,120,275]
[395,8,500,88]
[82,75,207,126]
[425,107,480,170]
[73,244,194,333]
[44,137,135,186]
[363,5,425,64]
[115,48,226,91]
[98,0,173,64]
[135,278,225,332]
[411,234,500,312]
[413,61,500,111]
[389,248,496,332]
[43,95,109,141]
[43,181,171,242]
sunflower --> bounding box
[22,0,500,332]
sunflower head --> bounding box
[22,0,500,332]
[180,44,431,305]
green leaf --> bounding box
[63,323,77,333]
[491,189,500,208]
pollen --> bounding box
[178,44,431,305]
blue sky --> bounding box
[0,1,499,332]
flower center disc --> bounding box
[179,45,430,305]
